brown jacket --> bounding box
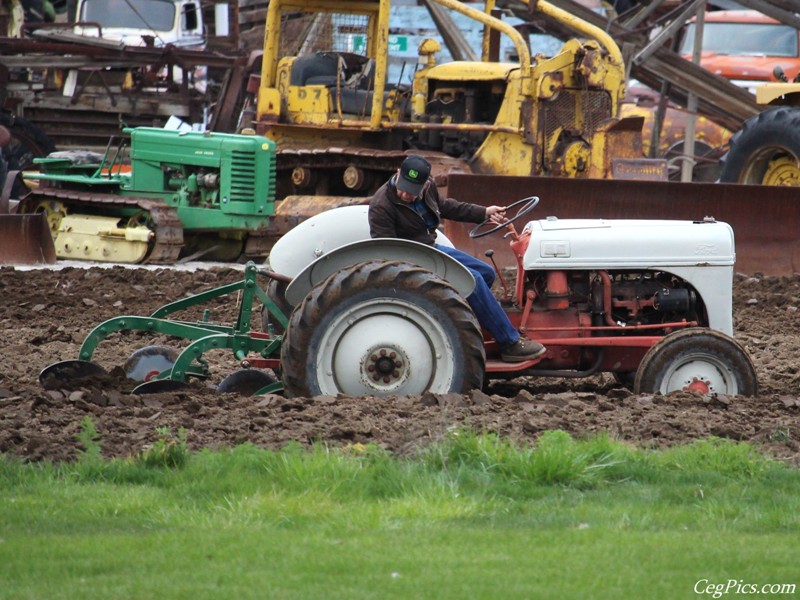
[368,176,487,246]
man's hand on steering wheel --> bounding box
[485,205,508,226]
[469,196,540,239]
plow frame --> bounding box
[75,263,287,394]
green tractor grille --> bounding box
[230,151,258,202]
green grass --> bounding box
[1,427,799,599]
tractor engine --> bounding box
[522,269,701,333]
[519,217,736,336]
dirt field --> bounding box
[1,265,799,465]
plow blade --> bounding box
[444,175,799,276]
[0,213,56,265]
[271,195,369,237]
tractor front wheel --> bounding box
[634,329,757,396]
[280,260,485,398]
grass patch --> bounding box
[1,427,798,599]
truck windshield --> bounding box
[80,0,176,32]
[680,22,799,58]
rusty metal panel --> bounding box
[0,214,56,265]
[611,158,668,180]
[443,173,800,276]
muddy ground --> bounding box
[1,265,799,464]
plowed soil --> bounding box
[1,265,799,464]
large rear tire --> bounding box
[0,112,56,171]
[0,112,56,197]
[718,107,800,186]
[634,329,757,396]
[281,260,485,398]
[261,278,292,335]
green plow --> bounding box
[39,262,288,395]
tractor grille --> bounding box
[542,90,613,140]
[230,151,258,202]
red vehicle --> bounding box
[679,10,800,92]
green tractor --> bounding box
[17,127,280,263]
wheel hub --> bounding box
[363,345,409,389]
[684,378,710,394]
[312,295,461,397]
[762,156,800,186]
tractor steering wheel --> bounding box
[469,196,540,239]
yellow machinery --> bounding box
[245,0,800,276]
[252,0,663,205]
[719,72,800,185]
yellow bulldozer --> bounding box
[252,0,665,208]
[243,0,799,275]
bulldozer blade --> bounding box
[39,360,106,390]
[276,195,368,217]
[443,175,800,276]
[0,213,56,265]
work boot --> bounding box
[500,337,547,362]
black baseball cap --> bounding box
[397,155,431,196]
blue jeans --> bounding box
[435,244,520,349]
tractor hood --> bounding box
[523,216,736,335]
[425,61,518,81]
[522,217,734,269]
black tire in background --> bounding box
[0,112,56,171]
[0,112,57,198]
[718,107,800,186]
[281,260,485,398]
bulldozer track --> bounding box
[21,188,185,264]
[275,147,472,191]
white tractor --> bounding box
[267,199,757,398]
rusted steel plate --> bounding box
[443,174,800,276]
[0,214,56,265]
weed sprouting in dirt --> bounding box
[136,427,189,469]
[75,416,102,465]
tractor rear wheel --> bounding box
[280,260,485,398]
[0,112,56,171]
[719,107,800,186]
[261,278,292,335]
[634,329,757,396]
[0,112,56,197]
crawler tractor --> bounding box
[251,0,661,211]
[18,127,280,263]
[41,202,758,398]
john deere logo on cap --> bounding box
[408,169,419,180]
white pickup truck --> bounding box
[72,0,205,48]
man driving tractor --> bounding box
[368,155,547,362]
